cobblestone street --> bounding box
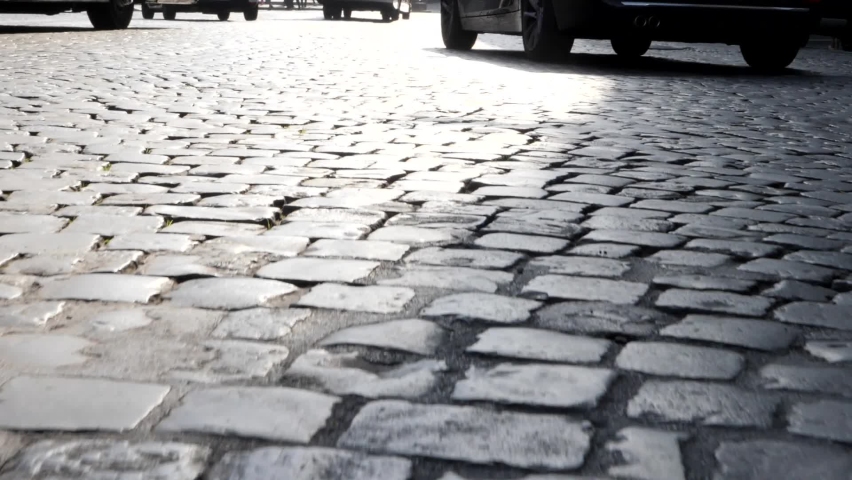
[0,7,852,479]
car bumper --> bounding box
[553,0,817,44]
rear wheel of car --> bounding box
[611,36,651,58]
[740,39,799,72]
[343,8,351,18]
[402,11,409,19]
[323,3,341,19]
[244,3,258,20]
[141,2,154,19]
[322,4,332,18]
[87,0,134,29]
[381,9,392,21]
[218,11,230,20]
[162,7,176,19]
[521,0,573,61]
[440,0,476,50]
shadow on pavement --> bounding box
[430,47,819,79]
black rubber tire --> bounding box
[323,3,332,18]
[841,21,852,51]
[381,9,391,21]
[343,8,351,18]
[218,11,230,20]
[521,0,573,61]
[402,11,409,19]
[740,40,799,72]
[611,36,651,58]
[87,0,134,29]
[141,2,154,19]
[244,3,258,20]
[162,7,176,19]
[440,0,476,50]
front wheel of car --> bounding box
[87,0,134,29]
[218,11,230,20]
[611,36,651,58]
[521,0,572,61]
[244,3,258,20]
[402,11,409,19]
[162,7,176,19]
[441,0,476,50]
[343,8,351,18]
[740,40,799,72]
[141,2,155,19]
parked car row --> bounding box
[441,0,842,71]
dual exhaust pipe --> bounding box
[634,15,661,28]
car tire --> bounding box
[440,0,476,50]
[87,0,134,29]
[218,11,230,20]
[402,11,409,19]
[323,4,333,18]
[343,8,351,18]
[162,7,176,19]
[611,36,651,58]
[244,3,258,20]
[521,0,573,61]
[740,40,799,72]
[141,2,155,19]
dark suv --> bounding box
[441,0,820,71]
[816,0,851,50]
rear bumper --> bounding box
[151,0,255,9]
[553,0,818,44]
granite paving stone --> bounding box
[528,255,630,278]
[474,233,569,253]
[212,308,311,341]
[714,440,852,480]
[319,319,445,355]
[661,315,798,351]
[452,363,616,408]
[763,279,836,301]
[105,233,197,252]
[652,275,756,292]
[367,226,470,246]
[685,239,781,258]
[62,214,163,235]
[738,258,836,283]
[165,278,298,310]
[788,400,852,444]
[422,293,542,323]
[337,400,591,470]
[199,235,309,257]
[616,341,745,380]
[536,302,669,337]
[207,447,412,480]
[804,340,852,363]
[524,275,648,304]
[284,349,445,398]
[760,364,852,398]
[258,257,379,283]
[568,243,640,258]
[0,440,210,480]
[39,274,173,303]
[467,327,611,363]
[627,380,779,427]
[775,302,852,330]
[606,427,687,480]
[0,213,67,234]
[656,289,774,316]
[297,284,415,313]
[157,387,339,442]
[0,233,100,256]
[404,247,524,269]
[0,432,21,471]
[379,266,512,292]
[0,376,169,431]
[582,230,686,248]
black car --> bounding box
[441,0,819,71]
[0,0,133,29]
[815,0,851,50]
[148,0,259,20]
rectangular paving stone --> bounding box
[422,293,542,324]
[165,278,298,310]
[467,327,611,363]
[208,447,412,480]
[661,315,798,351]
[582,230,686,248]
[738,259,836,283]
[62,215,163,235]
[404,247,524,270]
[760,364,852,398]
[297,284,415,314]
[714,440,852,480]
[0,376,169,431]
[0,234,99,256]
[303,239,409,261]
[648,250,731,267]
[337,400,591,470]
[775,302,852,330]
[102,193,200,206]
[162,221,266,237]
[106,233,197,252]
[368,226,470,247]
[685,239,781,258]
[0,213,68,234]
[607,427,687,480]
[200,235,309,257]
[712,207,794,223]
[616,341,744,380]
[157,387,339,442]
[40,274,173,303]
[788,400,852,444]
[631,199,714,214]
[524,275,648,305]
[379,266,512,293]
[268,221,371,240]
[474,233,568,254]
[627,380,779,427]
[0,440,210,480]
[452,363,615,408]
[145,205,278,223]
[258,258,379,283]
[655,289,774,317]
[528,256,630,278]
[549,192,633,207]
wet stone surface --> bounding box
[0,10,851,479]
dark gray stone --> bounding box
[652,275,756,292]
[607,427,687,480]
[685,239,781,258]
[537,302,669,337]
[763,280,835,301]
[656,289,774,317]
[568,243,640,259]
[616,341,744,379]
[788,400,852,444]
[582,230,686,248]
[714,440,852,480]
[760,364,852,398]
[661,315,798,351]
[739,259,836,283]
[529,256,630,278]
[404,247,524,270]
[775,302,852,330]
[320,319,445,355]
[648,250,731,267]
[474,233,568,253]
[524,275,648,305]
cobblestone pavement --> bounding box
[0,7,852,480]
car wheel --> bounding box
[521,0,572,61]
[322,3,333,18]
[244,3,258,20]
[740,39,799,72]
[87,0,134,29]
[218,11,230,20]
[162,7,176,19]
[611,36,651,58]
[141,2,154,19]
[343,8,351,18]
[440,0,476,50]
[402,11,409,19]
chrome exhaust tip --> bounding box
[633,15,647,27]
[648,16,661,28]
